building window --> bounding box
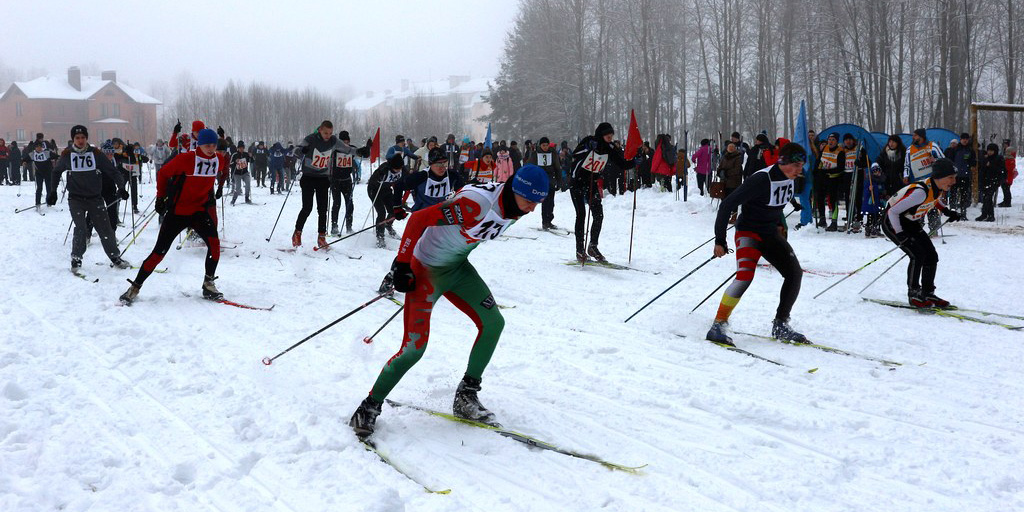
[111,104,120,117]
[100,104,107,117]
[16,103,22,117]
[17,129,26,140]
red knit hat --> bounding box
[191,120,205,133]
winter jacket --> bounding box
[508,147,523,170]
[945,145,975,178]
[717,150,744,189]
[1005,151,1017,185]
[252,145,269,166]
[366,161,404,204]
[743,142,772,178]
[294,133,346,178]
[861,165,887,214]
[495,150,515,182]
[528,147,561,189]
[876,147,905,196]
[269,143,286,168]
[651,139,677,177]
[691,145,711,175]
[157,150,229,216]
[569,135,637,189]
[979,153,1006,190]
[393,169,466,211]
[9,144,21,164]
[229,150,251,175]
[52,145,125,200]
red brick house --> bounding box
[0,67,161,144]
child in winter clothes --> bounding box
[861,163,887,237]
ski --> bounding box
[863,298,1023,331]
[946,306,1024,322]
[736,331,902,367]
[684,335,786,366]
[360,439,451,494]
[180,292,275,311]
[70,269,98,283]
[127,266,168,273]
[563,260,660,274]
[500,234,538,241]
[385,399,645,474]
[532,227,572,237]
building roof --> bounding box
[346,76,491,112]
[6,75,161,104]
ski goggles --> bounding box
[778,152,807,165]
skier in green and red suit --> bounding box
[349,165,550,439]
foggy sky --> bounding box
[6,0,519,101]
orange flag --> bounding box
[623,110,643,160]
[370,128,381,164]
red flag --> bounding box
[623,110,643,160]
[370,127,381,164]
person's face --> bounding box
[398,140,406,147]
[513,193,541,214]
[198,143,217,156]
[960,137,969,146]
[483,154,493,164]
[727,143,736,153]
[912,134,923,145]
[429,161,446,176]
[73,134,88,148]
[887,140,897,150]
[808,131,816,140]
[828,137,838,148]
[602,133,614,144]
[319,126,333,140]
[428,141,437,150]
[114,142,123,151]
[844,139,855,149]
[934,175,956,191]
[780,162,803,179]
[540,142,550,151]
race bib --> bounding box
[424,177,450,199]
[768,180,795,207]
[335,153,354,168]
[463,208,512,241]
[69,152,97,172]
[580,151,609,174]
[32,152,48,162]
[459,150,470,164]
[310,149,331,169]
[193,156,219,177]
[234,158,248,170]
[537,153,552,166]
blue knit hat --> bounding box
[196,128,218,146]
[511,164,549,202]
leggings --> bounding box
[715,230,803,323]
[369,258,504,400]
[570,179,603,251]
[134,208,220,288]
[35,168,52,205]
[696,173,707,195]
[128,174,140,209]
[882,214,938,293]
[331,178,354,229]
[269,166,285,191]
[295,175,330,233]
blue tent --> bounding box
[817,123,883,161]
[926,128,958,150]
[898,133,913,148]
[870,132,890,152]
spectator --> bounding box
[508,141,523,170]
[0,139,8,185]
[999,140,1016,207]
[691,139,712,196]
[717,141,744,224]
[744,133,773,178]
[977,143,1006,221]
[650,134,677,191]
[944,133,975,215]
[876,134,906,197]
[8,141,22,185]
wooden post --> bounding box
[970,104,979,204]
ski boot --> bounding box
[245,199,253,204]
[291,230,302,248]
[133,207,140,214]
[771,318,809,344]
[826,219,838,232]
[349,396,383,440]
[375,235,387,249]
[575,250,589,264]
[330,223,339,236]
[587,245,607,263]
[317,232,329,251]
[848,221,862,234]
[386,227,401,240]
[706,321,734,346]
[346,221,354,234]
[202,275,224,301]
[908,288,932,308]
[378,272,395,297]
[71,257,82,270]
[921,291,950,309]
[453,375,497,425]
[119,279,140,305]
[111,258,132,270]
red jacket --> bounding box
[651,141,675,176]
[764,137,789,166]
[1006,152,1018,185]
[158,150,228,216]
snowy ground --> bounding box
[2,167,1023,512]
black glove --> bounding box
[217,126,225,138]
[154,197,167,215]
[391,260,415,293]
[392,206,408,220]
[894,231,910,244]
[173,119,181,133]
[790,198,803,211]
[944,210,962,222]
[215,186,223,200]
[119,188,130,200]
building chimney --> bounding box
[68,67,81,91]
[101,70,117,83]
[401,79,410,92]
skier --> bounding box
[463,149,496,183]
[229,141,253,205]
[26,140,56,209]
[49,125,131,270]
[349,165,550,439]
[815,133,845,230]
[111,139,143,214]
[569,122,639,262]
[527,137,561,229]
[330,131,369,235]
[366,153,406,249]
[268,142,286,194]
[393,147,466,213]
[881,158,962,308]
[706,143,810,345]
[118,128,229,305]
[291,121,346,250]
[168,119,206,154]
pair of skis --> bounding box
[686,331,902,369]
[361,399,645,494]
[863,298,1023,331]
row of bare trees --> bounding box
[486,0,1024,146]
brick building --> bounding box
[0,67,161,144]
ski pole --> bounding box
[363,305,403,344]
[624,255,716,323]
[265,171,298,241]
[679,208,794,261]
[813,219,949,299]
[62,218,73,246]
[14,205,39,214]
[690,271,736,313]
[120,210,158,256]
[314,215,397,251]
[120,209,155,244]
[262,290,393,365]
[858,253,906,294]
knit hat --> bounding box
[756,133,770,144]
[913,128,927,139]
[595,122,615,138]
[428,147,447,164]
[827,133,838,141]
[960,132,970,140]
[929,158,955,179]
[777,142,807,165]
[192,120,205,133]
[395,135,405,143]
[237,141,245,148]
[386,153,404,169]
[71,125,88,138]
[843,133,855,141]
[511,165,550,203]
[111,138,125,147]
[339,130,350,142]
[538,137,550,145]
[196,128,218,146]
